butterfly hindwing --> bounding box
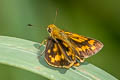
[65,32,103,59]
[44,37,75,68]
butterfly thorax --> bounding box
[47,24,70,43]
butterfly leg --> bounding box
[38,40,47,57]
[39,40,47,48]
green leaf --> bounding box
[0,36,117,80]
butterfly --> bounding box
[41,24,103,68]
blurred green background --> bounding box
[0,0,120,79]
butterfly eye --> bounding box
[47,27,51,33]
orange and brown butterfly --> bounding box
[41,24,103,68]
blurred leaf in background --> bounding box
[0,0,120,79]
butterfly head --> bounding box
[47,24,61,33]
[47,24,57,33]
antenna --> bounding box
[27,24,33,26]
[54,8,59,24]
[27,24,46,30]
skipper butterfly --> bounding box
[41,24,103,68]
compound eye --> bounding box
[47,27,51,33]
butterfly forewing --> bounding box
[44,37,75,68]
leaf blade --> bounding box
[0,36,117,80]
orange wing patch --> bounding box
[53,44,57,52]
[47,49,51,54]
[88,40,95,45]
